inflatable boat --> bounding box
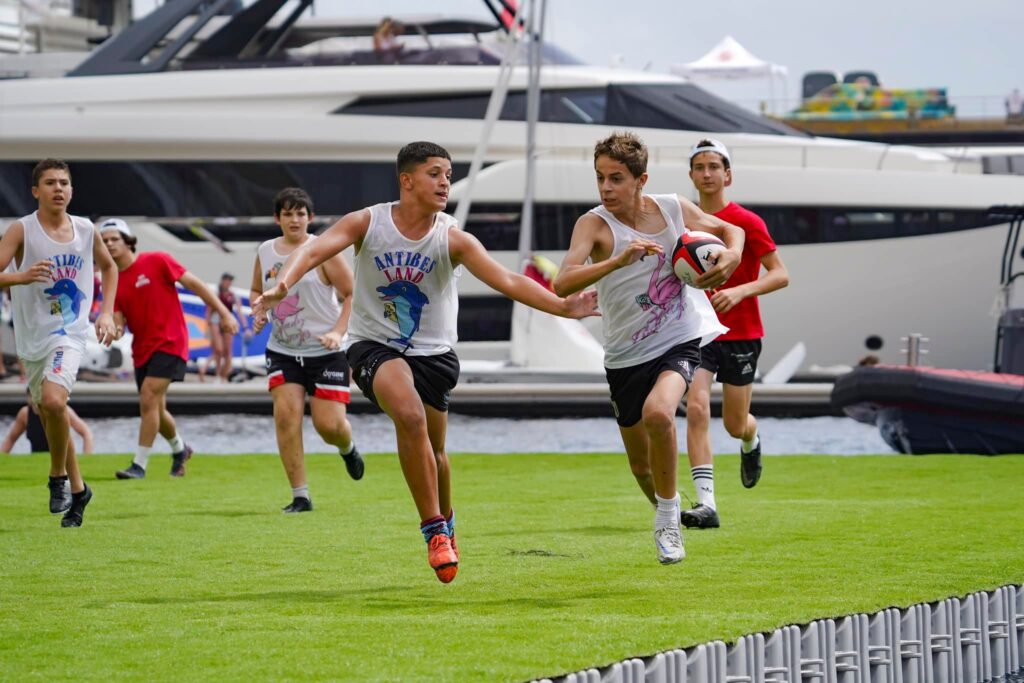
[831,365,1024,454]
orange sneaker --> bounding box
[449,531,459,561]
[427,534,458,584]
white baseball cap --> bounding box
[689,139,731,163]
[99,218,131,236]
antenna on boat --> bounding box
[452,0,528,231]
[518,0,548,270]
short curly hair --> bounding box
[593,132,647,177]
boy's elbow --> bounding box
[551,279,570,297]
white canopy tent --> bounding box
[670,35,788,113]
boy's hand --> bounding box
[694,248,740,289]
[95,312,117,347]
[709,287,744,314]
[318,331,343,351]
[20,261,51,285]
[562,289,600,319]
[220,314,240,335]
[616,239,662,269]
[253,283,287,319]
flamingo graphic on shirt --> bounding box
[631,251,685,343]
[271,292,313,347]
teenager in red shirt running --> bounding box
[681,139,789,529]
[101,219,239,479]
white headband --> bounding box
[689,139,731,162]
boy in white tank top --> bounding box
[0,159,118,528]
[256,141,599,583]
[553,132,745,565]
[250,187,362,514]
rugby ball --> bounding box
[672,231,726,289]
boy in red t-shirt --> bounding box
[682,139,790,530]
[100,219,239,479]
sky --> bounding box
[133,0,1022,116]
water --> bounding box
[0,413,896,455]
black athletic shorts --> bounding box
[605,339,701,428]
[266,349,351,403]
[699,339,762,386]
[346,341,460,413]
[135,351,187,391]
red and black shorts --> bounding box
[698,339,762,386]
[265,349,351,403]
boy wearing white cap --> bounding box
[682,139,790,530]
[0,159,118,527]
[100,218,239,479]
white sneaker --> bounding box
[654,522,685,564]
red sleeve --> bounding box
[158,252,187,283]
[744,212,776,260]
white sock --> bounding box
[339,442,354,456]
[166,433,185,454]
[691,465,716,509]
[292,485,309,500]
[654,493,680,528]
[133,446,151,469]
[741,432,759,453]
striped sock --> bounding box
[445,508,456,537]
[420,515,448,543]
[691,465,716,509]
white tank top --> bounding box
[348,203,458,356]
[591,194,726,369]
[260,234,344,357]
[12,211,95,361]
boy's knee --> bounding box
[641,407,675,435]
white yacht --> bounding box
[2,0,1022,373]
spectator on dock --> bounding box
[1006,88,1024,122]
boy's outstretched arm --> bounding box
[450,229,599,319]
[255,209,369,317]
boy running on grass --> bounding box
[552,132,744,564]
[250,187,363,514]
[0,158,118,527]
[100,218,239,480]
[256,141,598,583]
[681,139,789,529]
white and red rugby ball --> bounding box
[672,231,726,289]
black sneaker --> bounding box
[680,503,721,529]
[740,441,762,489]
[282,497,313,513]
[47,476,71,514]
[61,484,93,528]
[340,445,364,481]
[115,463,146,479]
[170,445,194,477]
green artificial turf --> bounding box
[1,451,1021,682]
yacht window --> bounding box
[337,84,803,135]
[458,297,513,341]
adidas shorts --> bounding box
[266,350,351,403]
[605,340,700,428]
[23,345,84,404]
[699,339,762,386]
